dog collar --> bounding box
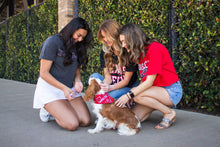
[94,93,114,104]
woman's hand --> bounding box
[63,87,76,101]
[100,83,112,93]
[74,81,83,93]
[74,66,83,93]
[115,94,129,108]
[126,98,134,109]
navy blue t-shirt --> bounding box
[40,34,78,88]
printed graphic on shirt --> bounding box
[111,64,126,84]
[139,60,149,80]
[57,49,77,60]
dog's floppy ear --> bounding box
[84,79,101,101]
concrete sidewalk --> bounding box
[0,78,219,147]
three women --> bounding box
[34,18,182,131]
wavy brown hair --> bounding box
[119,23,158,66]
[97,19,121,71]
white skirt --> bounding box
[33,77,81,109]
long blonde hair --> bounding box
[97,19,121,71]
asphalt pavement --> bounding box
[0,78,219,147]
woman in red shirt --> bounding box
[116,23,183,129]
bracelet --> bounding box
[128,91,135,99]
[126,93,131,100]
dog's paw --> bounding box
[88,129,100,134]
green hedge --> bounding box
[0,0,219,112]
[1,0,58,83]
[174,0,220,112]
[5,13,27,82]
[0,23,6,77]
[78,0,170,88]
[78,0,219,112]
[27,1,58,83]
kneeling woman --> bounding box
[116,23,183,129]
[33,17,93,131]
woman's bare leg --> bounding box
[132,103,154,122]
[69,96,91,127]
[45,100,80,131]
[133,86,176,128]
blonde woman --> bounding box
[117,23,183,129]
[90,19,139,100]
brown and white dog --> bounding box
[84,77,141,136]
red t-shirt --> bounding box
[138,42,179,86]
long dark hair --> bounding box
[59,17,93,70]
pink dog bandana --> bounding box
[94,93,114,104]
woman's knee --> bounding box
[108,91,119,99]
[134,95,155,105]
[80,117,91,127]
[133,95,144,103]
[62,113,91,129]
[63,120,79,131]
[108,90,126,100]
[56,117,79,131]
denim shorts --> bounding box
[163,81,183,107]
[89,73,139,100]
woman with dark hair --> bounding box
[33,17,93,131]
[116,23,183,129]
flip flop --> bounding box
[155,117,176,129]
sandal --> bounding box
[155,109,176,129]
[155,117,176,129]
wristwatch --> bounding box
[128,91,135,98]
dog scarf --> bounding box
[94,93,114,104]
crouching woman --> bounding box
[116,23,183,129]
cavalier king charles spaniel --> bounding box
[84,77,141,136]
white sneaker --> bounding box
[39,107,55,122]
